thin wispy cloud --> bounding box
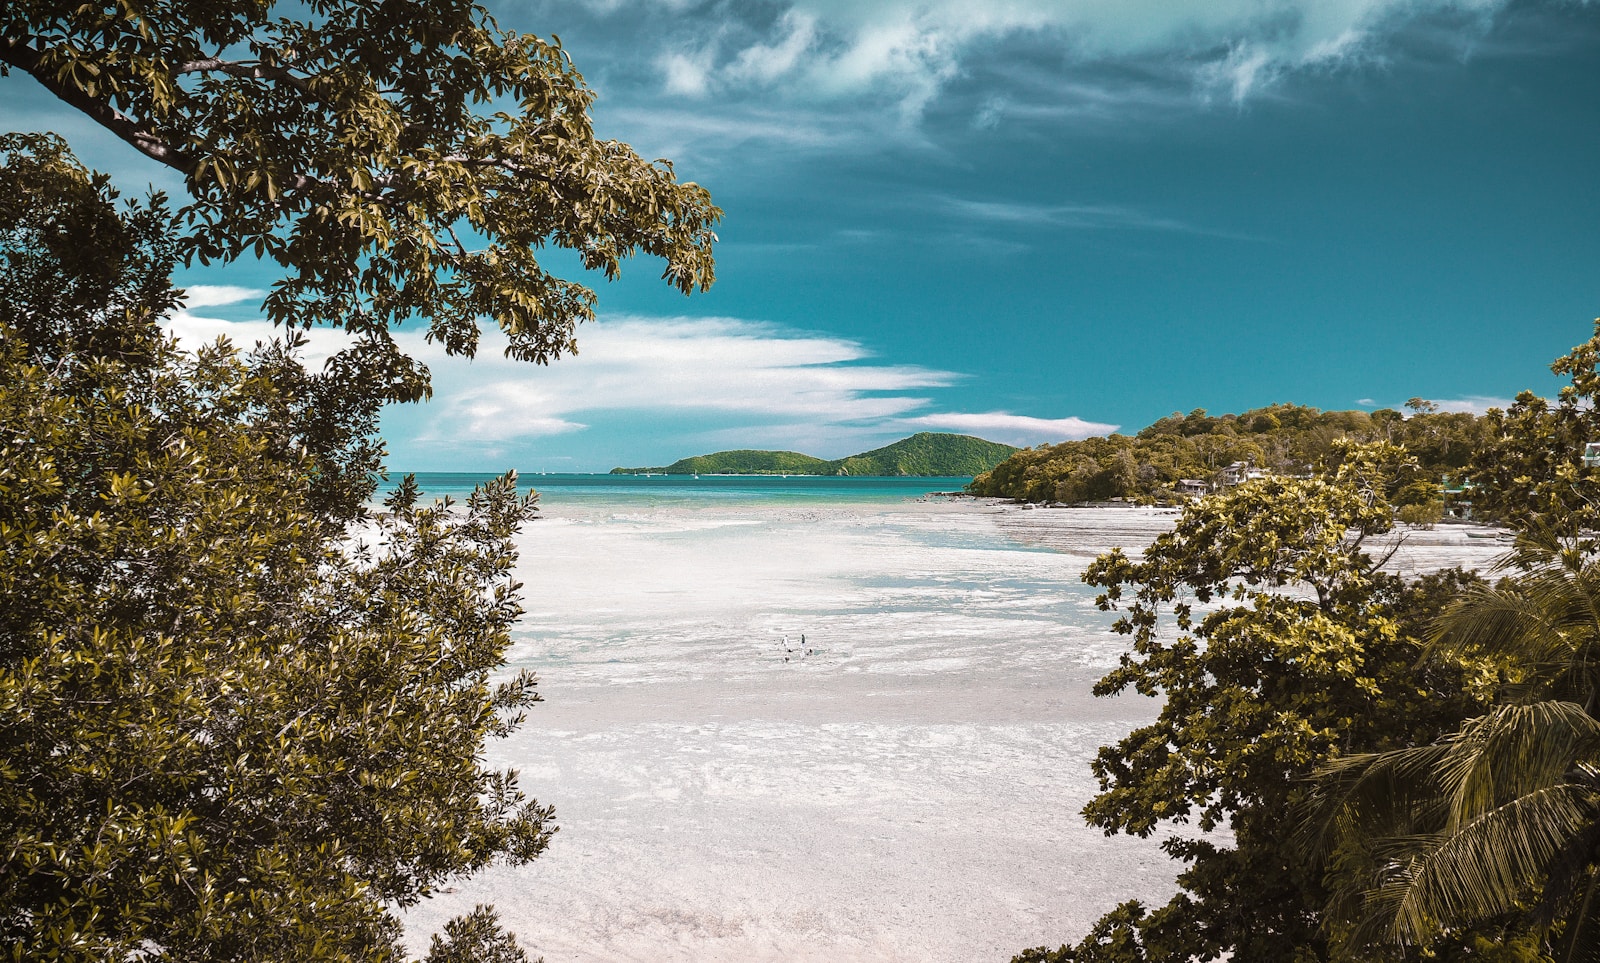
[1419,395,1516,416]
[931,196,1266,245]
[164,285,353,365]
[897,411,1118,446]
[575,0,1518,123]
[407,315,963,445]
[944,198,1193,232]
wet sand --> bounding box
[401,501,1508,962]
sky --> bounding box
[6,0,1600,470]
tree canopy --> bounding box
[1,133,552,960]
[4,0,723,954]
[1465,324,1600,540]
[1013,447,1523,962]
[1306,545,1600,957]
[2,0,721,400]
[1019,326,1600,963]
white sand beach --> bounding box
[401,499,1510,962]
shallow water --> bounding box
[398,480,1506,962]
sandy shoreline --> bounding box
[401,500,1510,962]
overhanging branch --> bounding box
[2,35,198,177]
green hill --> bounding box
[614,449,830,475]
[825,432,1018,476]
[611,432,1017,476]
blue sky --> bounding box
[6,0,1600,470]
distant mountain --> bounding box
[611,432,1018,477]
[618,449,831,476]
[825,433,1018,476]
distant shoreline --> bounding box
[611,467,972,476]
[611,432,1018,477]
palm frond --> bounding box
[1300,744,1454,862]
[1433,582,1597,701]
[1385,783,1600,942]
[1433,702,1600,829]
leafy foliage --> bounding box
[1014,447,1507,962]
[0,134,547,961]
[1029,328,1600,963]
[2,0,721,401]
[423,906,532,963]
[1306,533,1600,961]
[1466,321,1600,538]
[1291,327,1600,962]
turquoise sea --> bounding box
[395,472,973,505]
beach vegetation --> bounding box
[1023,324,1600,962]
[1013,443,1527,962]
[1,0,721,403]
[1305,533,1600,959]
[1464,336,1600,541]
[1299,326,1600,960]
[1,133,552,961]
[1,0,724,947]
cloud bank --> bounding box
[164,294,1114,462]
[582,0,1508,121]
[409,315,1108,452]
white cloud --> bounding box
[628,0,1511,119]
[1419,395,1515,416]
[727,11,818,83]
[180,284,265,308]
[163,306,354,367]
[896,411,1118,446]
[152,308,1124,459]
[409,315,965,443]
[658,48,716,97]
[1199,43,1279,103]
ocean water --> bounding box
[396,479,1506,962]
[397,471,976,505]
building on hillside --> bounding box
[1583,442,1600,469]
[1442,476,1474,520]
[1176,479,1210,498]
[1216,461,1269,488]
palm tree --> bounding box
[1304,532,1600,961]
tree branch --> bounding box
[175,57,312,95]
[2,35,198,177]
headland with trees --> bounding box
[970,400,1488,525]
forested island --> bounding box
[611,431,1017,476]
